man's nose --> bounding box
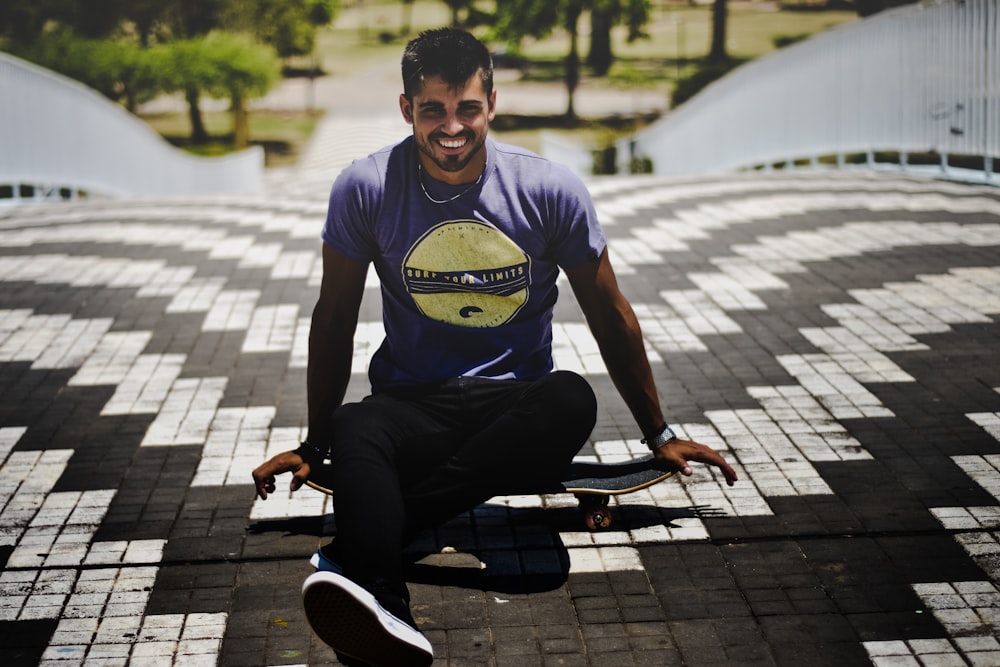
[442,113,464,135]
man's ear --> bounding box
[399,94,414,124]
[487,88,497,122]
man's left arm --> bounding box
[565,248,737,486]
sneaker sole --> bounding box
[302,571,433,667]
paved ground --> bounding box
[5,61,1000,667]
[3,160,1000,666]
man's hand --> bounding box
[252,450,312,500]
[652,438,738,486]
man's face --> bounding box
[399,71,497,185]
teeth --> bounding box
[439,138,466,149]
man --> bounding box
[253,27,737,666]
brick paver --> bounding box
[1,115,999,667]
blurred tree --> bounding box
[12,31,124,98]
[10,30,168,110]
[708,0,727,63]
[260,1,317,58]
[165,33,280,146]
[493,0,650,121]
[587,0,650,76]
[564,0,583,121]
[120,43,173,111]
[4,0,316,148]
[161,37,214,142]
[492,0,575,119]
[218,0,337,59]
[149,0,332,138]
[309,0,337,27]
[203,33,280,148]
[126,0,170,46]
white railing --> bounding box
[629,0,999,184]
[0,53,264,203]
[539,131,595,178]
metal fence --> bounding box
[628,0,999,184]
[0,53,264,204]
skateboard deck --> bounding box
[560,456,673,495]
[305,455,673,530]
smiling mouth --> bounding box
[436,136,468,150]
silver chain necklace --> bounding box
[417,163,484,204]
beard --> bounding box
[416,131,487,174]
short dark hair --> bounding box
[401,27,493,98]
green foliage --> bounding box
[308,0,337,26]
[10,31,170,107]
[11,31,116,98]
[10,27,278,132]
[4,0,318,151]
[490,0,651,65]
[121,43,175,108]
[491,0,561,47]
[220,0,340,59]
[254,0,317,59]
[606,0,651,42]
[162,33,279,100]
[489,0,654,117]
[2,0,339,57]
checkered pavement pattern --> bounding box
[1,162,999,666]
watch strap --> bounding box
[641,424,677,450]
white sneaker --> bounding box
[302,570,433,666]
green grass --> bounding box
[140,109,320,167]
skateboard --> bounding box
[305,455,674,531]
[557,456,674,530]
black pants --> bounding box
[325,370,597,603]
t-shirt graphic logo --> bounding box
[402,220,531,328]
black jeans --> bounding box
[324,370,597,603]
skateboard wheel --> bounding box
[585,508,612,530]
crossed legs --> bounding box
[324,371,598,608]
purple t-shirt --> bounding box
[322,136,606,392]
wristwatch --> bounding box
[295,439,328,464]
[642,424,677,451]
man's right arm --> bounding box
[252,243,369,499]
[306,243,369,445]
